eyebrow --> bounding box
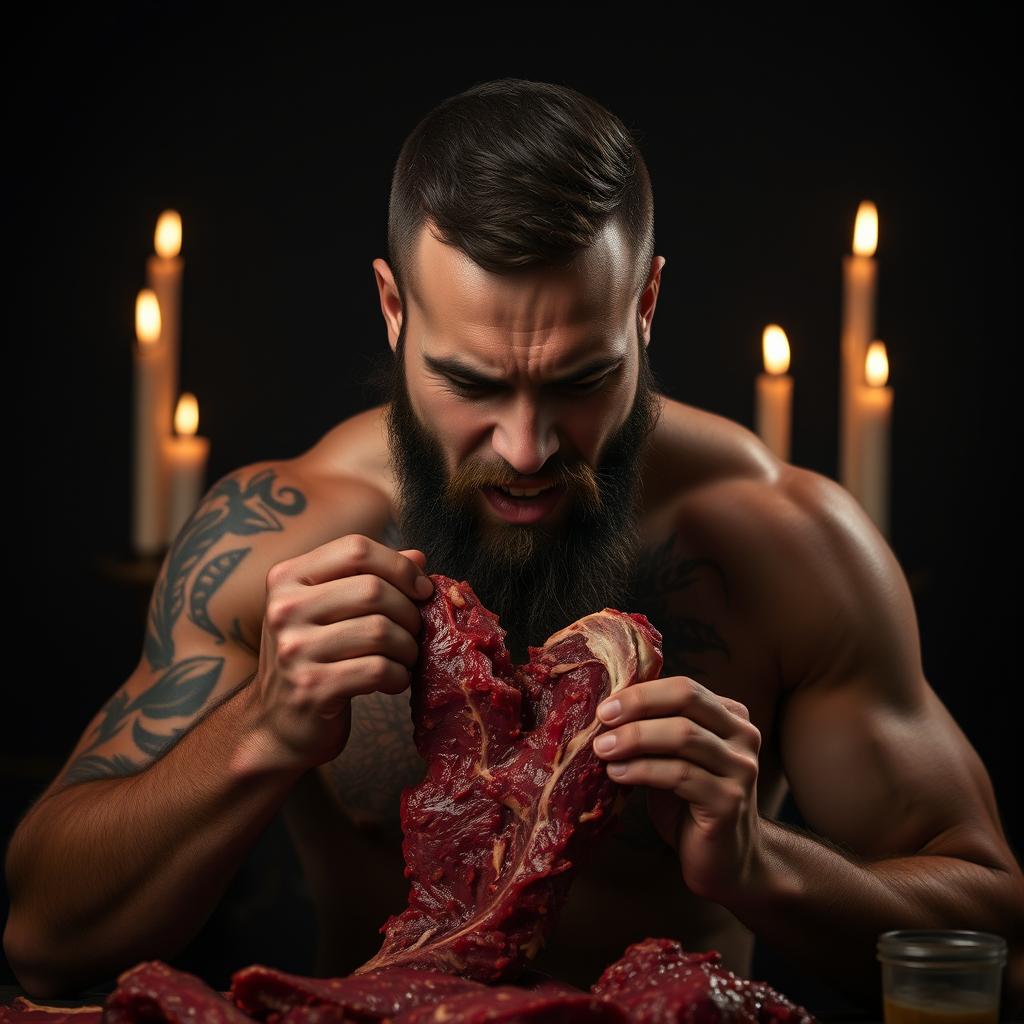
[423,352,625,386]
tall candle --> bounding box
[164,392,211,544]
[755,324,793,462]
[145,211,183,442]
[840,200,878,491]
[132,290,168,555]
[852,341,893,539]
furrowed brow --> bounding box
[423,353,624,385]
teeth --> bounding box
[499,485,553,498]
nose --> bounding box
[490,394,559,476]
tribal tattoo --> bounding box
[61,467,307,786]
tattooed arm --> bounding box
[2,458,372,997]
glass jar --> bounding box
[877,930,1007,1024]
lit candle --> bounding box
[146,211,183,442]
[133,290,168,555]
[163,393,211,544]
[852,341,893,538]
[755,324,793,462]
[840,200,878,490]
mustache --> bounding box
[444,459,603,513]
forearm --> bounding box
[4,679,307,997]
[722,818,1024,1017]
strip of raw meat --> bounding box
[230,964,486,1023]
[591,938,817,1024]
[0,998,102,1024]
[390,985,631,1023]
[101,961,254,1024]
[356,574,664,983]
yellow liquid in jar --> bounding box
[884,994,997,1024]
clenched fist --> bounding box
[244,533,435,773]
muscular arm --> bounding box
[715,468,1024,1016]
[3,460,366,995]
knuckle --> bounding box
[367,613,392,646]
[729,699,751,720]
[291,665,317,691]
[675,760,691,785]
[367,654,394,682]
[685,677,705,702]
[275,630,302,664]
[746,723,762,753]
[343,533,372,562]
[265,596,295,630]
[266,560,290,592]
[362,574,386,604]
[725,780,746,805]
[737,755,759,784]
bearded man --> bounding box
[6,77,1022,1016]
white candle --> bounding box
[145,211,183,443]
[852,341,893,538]
[164,393,211,544]
[132,290,168,555]
[755,324,793,462]
[840,200,878,490]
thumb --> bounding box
[400,548,428,572]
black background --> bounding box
[5,4,1019,1016]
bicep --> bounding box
[41,462,301,799]
[769,470,1014,870]
[779,674,1009,868]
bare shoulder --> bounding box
[662,404,916,694]
[38,449,392,796]
[208,446,393,640]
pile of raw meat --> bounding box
[1,575,816,1024]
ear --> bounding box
[372,257,403,353]
[639,256,667,347]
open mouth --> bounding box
[481,483,567,523]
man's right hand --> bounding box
[248,533,435,772]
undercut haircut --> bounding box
[386,77,656,314]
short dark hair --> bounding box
[386,77,655,312]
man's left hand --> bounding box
[592,676,764,902]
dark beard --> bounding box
[374,321,662,663]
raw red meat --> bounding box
[102,962,252,1024]
[231,964,486,1022]
[390,984,630,1022]
[591,938,817,1023]
[355,574,664,983]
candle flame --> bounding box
[865,340,889,387]
[762,324,791,375]
[174,392,199,436]
[135,289,161,347]
[154,210,182,259]
[852,200,878,257]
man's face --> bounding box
[377,220,664,662]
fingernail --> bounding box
[608,763,628,778]
[598,699,621,722]
[416,575,434,598]
[594,734,616,754]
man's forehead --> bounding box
[410,218,633,332]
